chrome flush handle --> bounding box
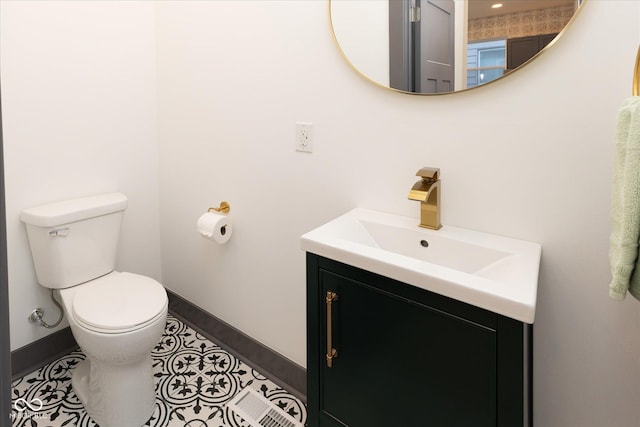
[48,228,69,237]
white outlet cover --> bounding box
[295,122,313,153]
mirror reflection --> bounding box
[330,0,583,94]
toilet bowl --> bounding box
[58,272,167,427]
[20,193,168,427]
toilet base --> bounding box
[71,356,156,427]
[71,359,90,407]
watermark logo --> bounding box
[14,398,43,412]
[11,398,49,421]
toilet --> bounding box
[20,192,168,427]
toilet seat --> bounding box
[72,272,167,334]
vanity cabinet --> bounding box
[306,254,532,427]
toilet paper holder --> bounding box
[208,201,230,215]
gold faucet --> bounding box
[408,167,442,230]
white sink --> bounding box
[300,208,541,323]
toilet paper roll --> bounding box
[197,212,232,244]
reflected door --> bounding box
[389,0,455,93]
[418,0,455,93]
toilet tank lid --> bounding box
[20,192,128,227]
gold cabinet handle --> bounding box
[326,291,338,368]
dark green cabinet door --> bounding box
[318,270,497,427]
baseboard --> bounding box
[11,327,78,381]
[167,290,307,403]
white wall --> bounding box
[156,1,640,426]
[330,0,389,86]
[0,1,161,350]
[1,0,639,425]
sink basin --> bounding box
[300,208,541,323]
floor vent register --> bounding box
[226,386,303,427]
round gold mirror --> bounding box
[330,0,585,95]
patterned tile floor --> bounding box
[10,314,307,426]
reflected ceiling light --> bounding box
[491,3,503,8]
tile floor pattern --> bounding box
[10,314,307,427]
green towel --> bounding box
[610,96,640,301]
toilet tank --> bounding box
[20,193,128,289]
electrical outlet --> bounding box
[295,122,313,153]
